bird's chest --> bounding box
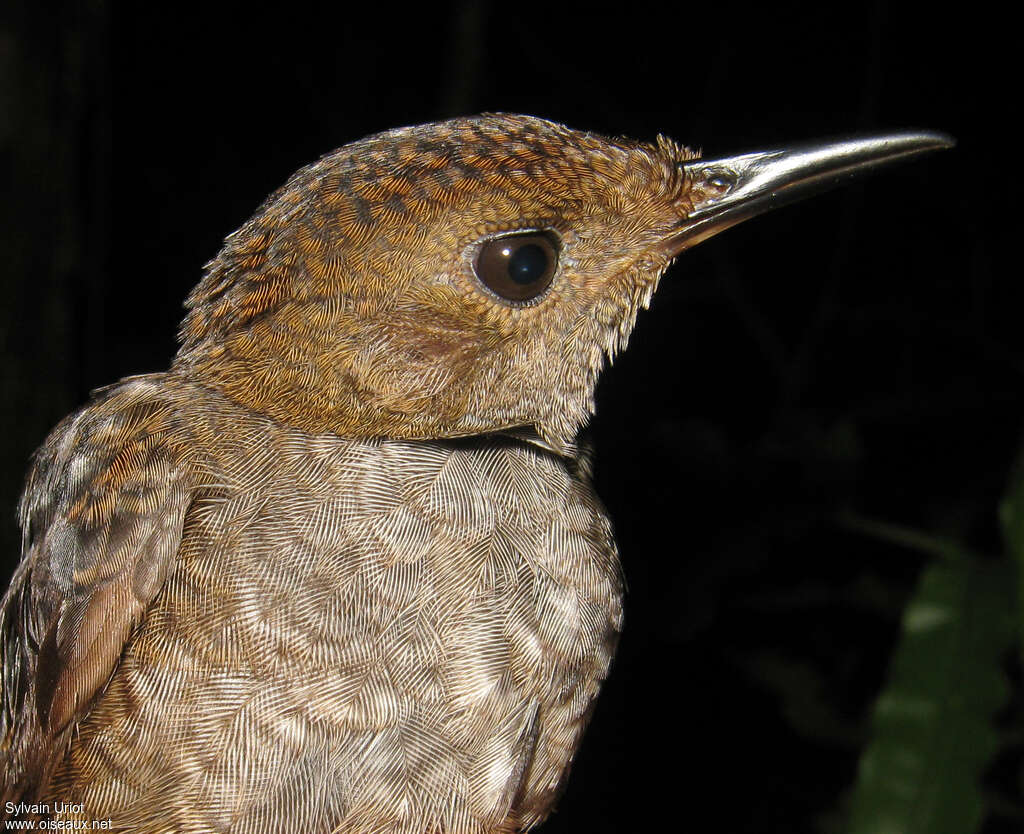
[104,435,623,829]
[172,435,621,682]
[116,436,620,799]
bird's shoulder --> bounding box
[1,374,202,802]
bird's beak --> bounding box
[662,131,954,256]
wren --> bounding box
[0,115,951,832]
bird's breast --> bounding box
[53,413,623,833]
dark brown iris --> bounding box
[474,232,558,303]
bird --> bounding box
[0,114,950,832]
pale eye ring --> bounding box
[474,231,559,303]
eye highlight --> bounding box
[474,232,559,303]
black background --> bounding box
[0,2,1012,832]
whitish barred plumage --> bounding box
[10,376,620,832]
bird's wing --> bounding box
[0,385,192,801]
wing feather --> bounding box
[0,385,191,802]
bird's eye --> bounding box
[474,232,559,303]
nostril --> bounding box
[703,170,735,195]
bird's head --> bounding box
[174,114,949,450]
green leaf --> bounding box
[845,558,1015,834]
[998,439,1024,658]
